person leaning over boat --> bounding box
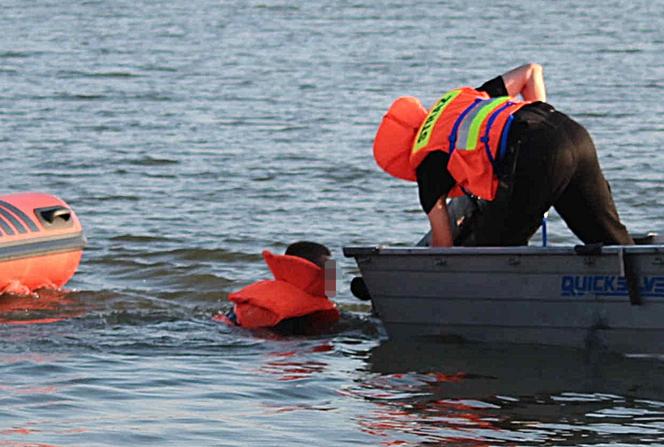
[373,63,633,247]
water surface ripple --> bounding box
[1,0,664,445]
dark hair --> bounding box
[285,241,331,268]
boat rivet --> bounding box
[653,256,664,266]
[508,256,520,266]
[434,258,447,267]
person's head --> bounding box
[285,241,335,297]
[285,241,331,268]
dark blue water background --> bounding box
[2,0,664,445]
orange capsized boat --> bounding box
[0,192,85,295]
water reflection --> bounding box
[258,342,334,382]
[349,339,664,446]
[0,289,84,325]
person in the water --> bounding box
[373,63,633,247]
[217,241,340,335]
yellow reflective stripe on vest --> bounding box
[457,97,510,151]
[412,89,462,154]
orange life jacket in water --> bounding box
[374,87,528,200]
[227,250,339,329]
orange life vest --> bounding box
[374,88,528,200]
[227,250,339,329]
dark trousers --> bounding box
[464,105,632,246]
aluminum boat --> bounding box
[344,235,664,354]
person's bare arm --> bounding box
[427,196,453,247]
[501,63,546,102]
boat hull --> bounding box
[344,245,664,354]
[0,192,85,295]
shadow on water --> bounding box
[365,339,664,399]
[344,338,664,446]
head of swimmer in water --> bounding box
[285,241,336,297]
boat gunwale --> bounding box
[343,245,664,257]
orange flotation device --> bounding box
[373,96,428,182]
[0,192,85,295]
[226,250,339,329]
[374,89,528,200]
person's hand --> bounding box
[501,63,546,102]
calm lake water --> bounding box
[2,0,664,445]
